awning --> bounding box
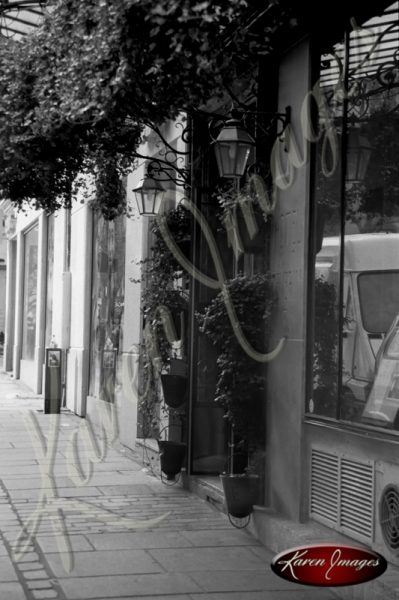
[0,1,47,38]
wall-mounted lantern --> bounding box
[134,176,166,216]
[346,127,372,183]
[213,115,256,179]
[211,106,291,179]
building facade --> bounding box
[3,1,399,587]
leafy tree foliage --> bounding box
[0,0,294,217]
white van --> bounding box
[316,233,399,403]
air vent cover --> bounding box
[310,449,339,523]
[380,484,399,550]
[310,448,374,542]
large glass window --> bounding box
[311,3,399,426]
[45,215,54,348]
[89,213,125,403]
[22,224,39,360]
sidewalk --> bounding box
[0,371,345,600]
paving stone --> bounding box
[32,590,58,599]
[0,466,41,475]
[180,529,261,547]
[0,555,19,581]
[86,531,192,550]
[23,570,49,580]
[14,552,39,562]
[27,580,53,590]
[187,570,308,593]
[17,562,44,571]
[0,543,9,556]
[148,546,266,572]
[92,597,191,600]
[58,573,202,599]
[36,535,93,553]
[0,582,26,600]
[189,593,340,600]
[45,549,162,577]
[96,484,157,496]
[2,478,94,490]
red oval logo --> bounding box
[271,544,387,586]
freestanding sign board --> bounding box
[44,348,62,414]
[102,348,117,403]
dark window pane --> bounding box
[22,224,38,360]
[358,271,399,334]
[89,214,126,403]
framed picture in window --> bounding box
[46,348,61,368]
[103,349,116,370]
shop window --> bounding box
[89,213,125,403]
[311,3,399,427]
[44,215,54,349]
[21,223,39,361]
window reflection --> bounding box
[312,4,399,427]
[22,224,38,361]
[89,213,125,403]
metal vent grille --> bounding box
[310,449,339,523]
[341,458,374,539]
[310,448,374,542]
[380,485,399,550]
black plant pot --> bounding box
[158,440,187,480]
[161,373,188,408]
[220,473,260,519]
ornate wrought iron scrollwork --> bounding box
[323,20,399,120]
[146,156,190,188]
[376,48,399,89]
[132,118,191,187]
[0,0,48,12]
[205,106,291,144]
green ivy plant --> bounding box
[196,272,277,455]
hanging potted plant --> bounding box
[196,273,279,521]
[160,306,189,409]
[160,361,189,409]
[215,177,272,255]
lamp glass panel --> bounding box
[153,193,164,214]
[347,133,372,182]
[143,190,156,214]
[134,191,144,215]
[214,141,251,178]
[346,150,360,182]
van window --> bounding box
[358,271,399,334]
[385,329,399,360]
